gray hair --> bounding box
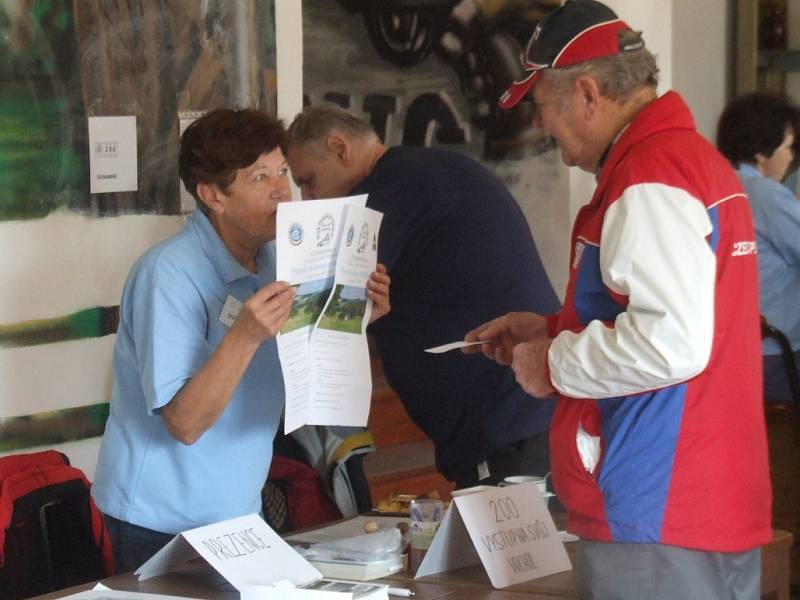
[542,30,659,104]
[285,104,375,149]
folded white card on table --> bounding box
[136,514,321,591]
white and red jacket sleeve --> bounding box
[548,182,717,398]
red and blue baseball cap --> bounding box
[498,0,644,109]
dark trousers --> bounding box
[102,514,174,574]
[453,429,551,490]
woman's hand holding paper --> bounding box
[367,263,391,323]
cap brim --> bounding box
[498,70,541,110]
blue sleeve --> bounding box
[128,257,211,414]
[756,183,800,269]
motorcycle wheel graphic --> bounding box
[358,0,458,67]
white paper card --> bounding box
[88,116,138,194]
[416,483,571,588]
[424,340,488,354]
[219,294,243,328]
[136,513,321,591]
[58,591,201,600]
[242,579,389,600]
[242,585,351,600]
[178,111,205,213]
[275,196,380,434]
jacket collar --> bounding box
[595,91,696,189]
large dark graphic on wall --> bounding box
[302,0,567,313]
[311,0,559,159]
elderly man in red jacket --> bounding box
[467,1,772,598]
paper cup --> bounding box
[501,475,547,496]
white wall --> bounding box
[2,438,104,481]
[672,0,731,142]
[275,0,304,201]
[275,0,303,124]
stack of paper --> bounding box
[305,554,406,581]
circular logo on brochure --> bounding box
[316,213,335,247]
[288,222,303,246]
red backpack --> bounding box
[263,456,342,533]
[0,450,114,599]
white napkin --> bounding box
[576,424,601,475]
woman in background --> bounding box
[717,92,800,404]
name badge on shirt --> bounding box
[219,294,243,328]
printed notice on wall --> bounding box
[88,115,138,194]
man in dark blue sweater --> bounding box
[285,105,560,488]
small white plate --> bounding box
[450,485,497,497]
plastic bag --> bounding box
[298,525,402,562]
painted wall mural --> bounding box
[0,0,278,455]
[302,0,569,299]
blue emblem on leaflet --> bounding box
[346,224,355,247]
[289,222,303,246]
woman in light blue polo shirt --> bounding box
[717,93,800,404]
[91,109,390,573]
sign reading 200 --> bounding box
[490,497,520,523]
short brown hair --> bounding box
[179,109,286,210]
[285,104,375,150]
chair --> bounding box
[760,315,800,408]
[760,316,800,595]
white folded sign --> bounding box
[136,513,321,591]
[416,483,572,588]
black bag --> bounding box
[0,451,113,599]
